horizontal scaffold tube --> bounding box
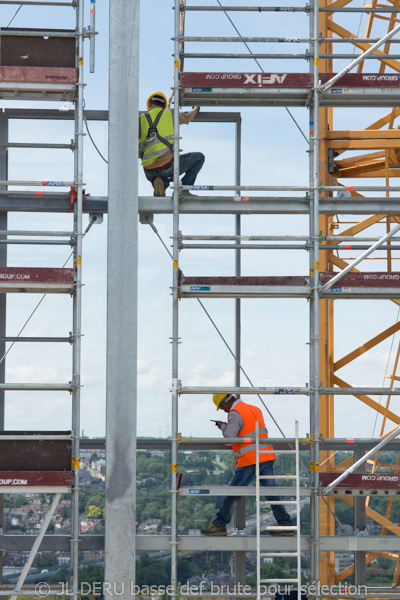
[177,36,400,43]
[183,5,400,12]
[178,386,400,395]
[183,53,400,59]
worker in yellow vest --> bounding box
[139,92,205,197]
[201,393,293,536]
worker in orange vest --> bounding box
[201,393,293,536]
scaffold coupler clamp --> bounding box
[69,186,86,213]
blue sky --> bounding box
[0,0,399,441]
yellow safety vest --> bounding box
[139,108,174,167]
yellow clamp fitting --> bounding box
[74,254,82,268]
[310,461,319,472]
[171,463,178,473]
[72,457,80,469]
[177,433,181,445]
[314,57,319,66]
[174,59,180,69]
[173,258,178,270]
[78,57,83,66]
[314,261,319,270]
[309,268,314,277]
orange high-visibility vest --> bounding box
[231,402,277,468]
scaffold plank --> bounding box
[179,273,400,299]
[320,472,400,495]
[0,267,74,293]
[180,72,400,107]
[0,471,72,492]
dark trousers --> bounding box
[214,460,292,527]
[144,152,205,189]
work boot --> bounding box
[153,177,165,197]
[201,523,227,536]
[268,525,295,537]
[180,190,198,198]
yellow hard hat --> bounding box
[147,91,167,111]
[213,393,230,411]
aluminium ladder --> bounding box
[256,421,301,600]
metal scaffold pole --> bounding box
[171,0,181,594]
[70,0,84,596]
[105,0,139,595]
[310,0,320,590]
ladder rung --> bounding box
[261,552,299,557]
[262,525,298,531]
[260,579,299,584]
[260,474,297,479]
[261,449,296,454]
[260,500,297,505]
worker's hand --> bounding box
[194,106,200,116]
[215,420,223,429]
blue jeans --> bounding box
[144,152,205,190]
[214,460,292,527]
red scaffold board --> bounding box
[0,267,74,283]
[320,472,400,490]
[0,66,78,83]
[320,272,400,288]
[0,471,72,487]
[180,72,400,89]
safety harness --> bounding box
[139,109,173,159]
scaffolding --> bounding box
[0,0,90,597]
[146,0,400,596]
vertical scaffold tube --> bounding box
[171,0,181,595]
[310,0,321,591]
[71,0,84,597]
[90,0,95,73]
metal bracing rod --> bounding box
[322,426,400,495]
[321,22,400,92]
[10,493,61,600]
[321,222,400,291]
